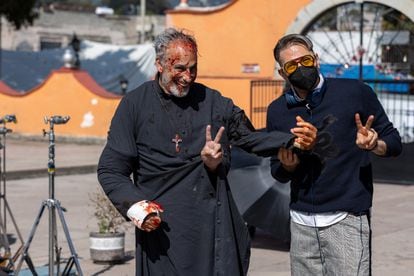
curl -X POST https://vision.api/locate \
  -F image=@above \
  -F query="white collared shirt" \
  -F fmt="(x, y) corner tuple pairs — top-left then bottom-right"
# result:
(290, 209), (348, 227)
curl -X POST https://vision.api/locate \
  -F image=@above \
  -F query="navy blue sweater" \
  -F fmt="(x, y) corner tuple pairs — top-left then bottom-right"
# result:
(266, 78), (402, 213)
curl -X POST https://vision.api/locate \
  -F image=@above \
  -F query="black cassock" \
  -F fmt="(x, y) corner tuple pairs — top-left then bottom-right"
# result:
(98, 80), (292, 276)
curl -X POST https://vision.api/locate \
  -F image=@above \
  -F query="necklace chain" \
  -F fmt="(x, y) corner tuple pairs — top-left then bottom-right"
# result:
(154, 86), (183, 153)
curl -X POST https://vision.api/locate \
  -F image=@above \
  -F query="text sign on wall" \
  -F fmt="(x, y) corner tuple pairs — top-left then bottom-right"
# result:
(241, 63), (260, 73)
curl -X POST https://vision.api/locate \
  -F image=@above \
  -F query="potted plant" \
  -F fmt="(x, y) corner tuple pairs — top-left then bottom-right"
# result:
(89, 188), (130, 263)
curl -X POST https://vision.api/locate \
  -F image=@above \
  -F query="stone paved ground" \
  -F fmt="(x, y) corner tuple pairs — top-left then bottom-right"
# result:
(1, 139), (413, 275)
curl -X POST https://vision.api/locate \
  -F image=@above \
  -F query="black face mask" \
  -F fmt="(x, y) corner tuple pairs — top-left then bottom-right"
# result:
(287, 66), (319, 91)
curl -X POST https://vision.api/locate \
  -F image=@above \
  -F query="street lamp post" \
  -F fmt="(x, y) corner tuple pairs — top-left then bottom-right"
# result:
(70, 34), (81, 69)
(119, 75), (129, 95)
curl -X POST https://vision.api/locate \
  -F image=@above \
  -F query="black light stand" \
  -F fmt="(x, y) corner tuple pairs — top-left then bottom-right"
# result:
(0, 115), (35, 274)
(14, 116), (83, 276)
(0, 115), (16, 233)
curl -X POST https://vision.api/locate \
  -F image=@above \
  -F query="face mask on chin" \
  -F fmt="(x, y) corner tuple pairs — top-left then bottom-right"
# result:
(288, 66), (319, 91)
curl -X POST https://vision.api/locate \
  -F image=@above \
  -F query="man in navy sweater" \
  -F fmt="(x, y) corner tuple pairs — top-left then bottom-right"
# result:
(267, 34), (402, 276)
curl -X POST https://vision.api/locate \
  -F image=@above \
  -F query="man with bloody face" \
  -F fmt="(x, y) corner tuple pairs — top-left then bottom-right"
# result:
(98, 28), (317, 276)
(267, 34), (402, 275)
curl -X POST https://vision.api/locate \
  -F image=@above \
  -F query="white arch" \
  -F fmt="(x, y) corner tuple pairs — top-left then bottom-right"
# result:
(286, 0), (414, 34)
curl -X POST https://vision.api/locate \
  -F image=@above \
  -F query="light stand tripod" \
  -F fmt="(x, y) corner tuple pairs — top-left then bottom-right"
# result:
(15, 116), (83, 276)
(0, 115), (35, 274)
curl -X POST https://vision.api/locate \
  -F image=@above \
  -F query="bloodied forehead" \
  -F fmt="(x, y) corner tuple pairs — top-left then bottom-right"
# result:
(163, 40), (197, 66)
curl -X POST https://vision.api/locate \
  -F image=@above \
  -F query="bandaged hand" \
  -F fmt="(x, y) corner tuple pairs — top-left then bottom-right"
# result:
(127, 200), (164, 232)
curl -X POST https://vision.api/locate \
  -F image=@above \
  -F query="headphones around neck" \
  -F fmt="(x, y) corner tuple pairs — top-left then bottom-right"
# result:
(284, 82), (326, 110)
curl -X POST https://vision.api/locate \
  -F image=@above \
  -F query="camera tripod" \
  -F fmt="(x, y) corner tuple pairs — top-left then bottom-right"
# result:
(0, 115), (36, 274)
(15, 116), (83, 276)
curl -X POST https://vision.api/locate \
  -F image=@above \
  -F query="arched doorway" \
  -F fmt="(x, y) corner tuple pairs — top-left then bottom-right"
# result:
(282, 0), (414, 183)
(299, 1), (414, 83)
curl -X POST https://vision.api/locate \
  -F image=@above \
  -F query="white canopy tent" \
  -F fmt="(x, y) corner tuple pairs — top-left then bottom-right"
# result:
(1, 40), (157, 94)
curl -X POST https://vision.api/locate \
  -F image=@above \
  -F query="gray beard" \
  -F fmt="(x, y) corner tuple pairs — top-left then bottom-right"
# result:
(169, 84), (189, 98)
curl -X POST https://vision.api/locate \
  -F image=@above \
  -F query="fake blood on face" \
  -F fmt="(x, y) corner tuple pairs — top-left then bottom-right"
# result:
(159, 40), (197, 97)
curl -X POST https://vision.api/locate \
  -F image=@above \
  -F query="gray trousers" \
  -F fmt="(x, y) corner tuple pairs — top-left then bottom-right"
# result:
(290, 214), (371, 276)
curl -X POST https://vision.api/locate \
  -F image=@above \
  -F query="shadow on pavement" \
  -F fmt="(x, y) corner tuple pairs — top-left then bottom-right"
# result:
(90, 250), (135, 276)
(250, 229), (290, 252)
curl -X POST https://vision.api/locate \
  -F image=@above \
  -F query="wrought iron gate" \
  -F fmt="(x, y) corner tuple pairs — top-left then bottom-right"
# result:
(250, 79), (414, 184)
(249, 80), (285, 129)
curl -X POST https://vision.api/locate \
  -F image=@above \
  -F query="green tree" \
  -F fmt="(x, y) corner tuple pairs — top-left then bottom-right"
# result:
(0, 0), (38, 79)
(0, 0), (38, 29)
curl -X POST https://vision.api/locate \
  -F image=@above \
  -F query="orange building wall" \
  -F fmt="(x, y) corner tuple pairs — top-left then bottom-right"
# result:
(0, 0), (313, 138)
(167, 0), (311, 113)
(200, 77), (252, 111)
(0, 69), (120, 138)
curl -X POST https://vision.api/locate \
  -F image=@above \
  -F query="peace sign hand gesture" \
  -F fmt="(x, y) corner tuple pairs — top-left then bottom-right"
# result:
(355, 113), (378, 150)
(201, 125), (225, 171)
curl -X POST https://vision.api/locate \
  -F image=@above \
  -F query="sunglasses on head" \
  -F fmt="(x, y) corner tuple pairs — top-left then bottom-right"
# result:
(283, 55), (315, 75)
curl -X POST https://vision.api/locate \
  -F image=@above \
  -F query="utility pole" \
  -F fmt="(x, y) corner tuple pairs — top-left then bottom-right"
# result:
(0, 16), (2, 80)
(358, 0), (364, 80)
(140, 0), (146, 43)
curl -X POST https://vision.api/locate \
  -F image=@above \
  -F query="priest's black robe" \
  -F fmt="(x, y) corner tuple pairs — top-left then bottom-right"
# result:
(97, 80), (293, 276)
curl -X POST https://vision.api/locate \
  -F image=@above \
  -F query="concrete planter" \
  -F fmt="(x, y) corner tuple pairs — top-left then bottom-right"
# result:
(89, 232), (125, 263)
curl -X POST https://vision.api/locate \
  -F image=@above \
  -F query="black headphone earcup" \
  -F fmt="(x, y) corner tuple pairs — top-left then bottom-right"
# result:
(285, 92), (299, 107)
(285, 87), (323, 109)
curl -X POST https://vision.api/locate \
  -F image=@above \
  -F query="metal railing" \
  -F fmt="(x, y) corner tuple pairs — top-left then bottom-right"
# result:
(250, 79), (414, 144)
(250, 78), (414, 183)
(250, 80), (285, 129)
(364, 79), (414, 144)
